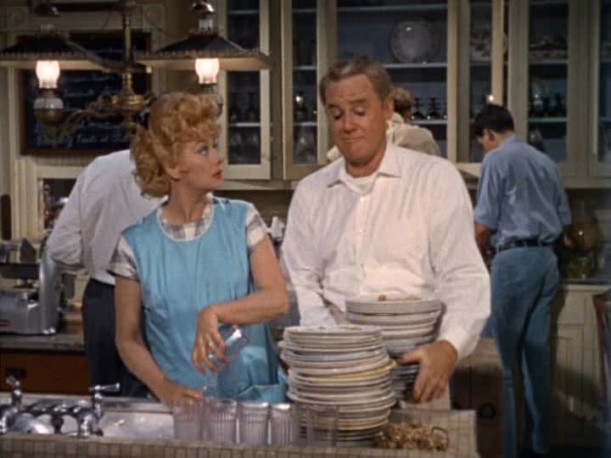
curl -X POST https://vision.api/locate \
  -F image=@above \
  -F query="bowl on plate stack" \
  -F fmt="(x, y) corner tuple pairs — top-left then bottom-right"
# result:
(280, 324), (396, 447)
(345, 296), (444, 402)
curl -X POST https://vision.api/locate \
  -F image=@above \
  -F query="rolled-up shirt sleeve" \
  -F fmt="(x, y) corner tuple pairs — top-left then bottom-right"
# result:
(474, 158), (501, 230)
(281, 183), (335, 327)
(46, 175), (85, 271)
(428, 162), (491, 359)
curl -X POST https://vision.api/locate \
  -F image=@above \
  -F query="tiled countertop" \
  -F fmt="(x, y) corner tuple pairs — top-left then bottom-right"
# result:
(0, 431), (478, 458)
(0, 330), (84, 353)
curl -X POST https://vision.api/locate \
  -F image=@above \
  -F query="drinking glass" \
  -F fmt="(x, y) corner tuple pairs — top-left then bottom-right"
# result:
(205, 398), (238, 444)
(207, 325), (250, 370)
(297, 403), (338, 447)
(270, 403), (300, 446)
(171, 398), (203, 441)
(238, 401), (269, 445)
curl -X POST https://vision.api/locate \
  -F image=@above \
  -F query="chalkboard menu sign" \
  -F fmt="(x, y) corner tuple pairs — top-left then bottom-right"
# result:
(21, 31), (150, 155)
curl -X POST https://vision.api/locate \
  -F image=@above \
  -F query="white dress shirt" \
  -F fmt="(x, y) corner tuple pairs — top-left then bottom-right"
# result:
(281, 143), (490, 359)
(47, 149), (161, 285)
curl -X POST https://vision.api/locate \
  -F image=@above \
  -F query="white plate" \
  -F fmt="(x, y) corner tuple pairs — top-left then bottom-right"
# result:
(389, 20), (438, 64)
(279, 344), (386, 362)
(289, 372), (391, 388)
(280, 339), (385, 354)
(346, 295), (443, 315)
(289, 355), (391, 376)
(284, 324), (382, 337)
(347, 311), (441, 326)
(288, 390), (396, 409)
(281, 351), (387, 370)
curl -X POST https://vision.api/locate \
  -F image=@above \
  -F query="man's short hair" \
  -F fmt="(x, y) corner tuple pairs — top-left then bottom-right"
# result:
(473, 103), (515, 137)
(318, 56), (393, 105)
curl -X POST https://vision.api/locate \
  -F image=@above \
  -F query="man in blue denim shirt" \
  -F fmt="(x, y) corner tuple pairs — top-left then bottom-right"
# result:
(473, 104), (571, 458)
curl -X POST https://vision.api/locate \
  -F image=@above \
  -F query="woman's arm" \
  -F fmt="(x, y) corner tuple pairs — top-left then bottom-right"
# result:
(115, 275), (202, 404)
(192, 236), (289, 372)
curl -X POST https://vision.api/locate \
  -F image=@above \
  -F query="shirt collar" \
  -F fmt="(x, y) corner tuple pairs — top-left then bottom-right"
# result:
(492, 134), (517, 153)
(325, 142), (402, 188)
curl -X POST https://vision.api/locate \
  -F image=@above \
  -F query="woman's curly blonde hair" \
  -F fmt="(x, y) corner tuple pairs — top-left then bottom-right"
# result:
(131, 92), (221, 197)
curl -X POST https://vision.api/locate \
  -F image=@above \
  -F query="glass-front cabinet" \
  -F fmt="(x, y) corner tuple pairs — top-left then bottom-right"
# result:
(336, 0), (449, 157)
(217, 0), (272, 180)
(528, 0), (570, 168)
(591, 0), (611, 176)
(215, 0), (610, 184)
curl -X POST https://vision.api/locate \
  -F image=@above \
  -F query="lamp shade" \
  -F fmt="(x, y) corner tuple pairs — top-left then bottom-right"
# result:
(0, 32), (110, 70)
(137, 33), (270, 71)
(35, 60), (60, 88)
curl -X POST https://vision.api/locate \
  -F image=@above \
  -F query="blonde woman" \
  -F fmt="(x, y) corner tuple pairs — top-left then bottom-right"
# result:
(110, 93), (289, 405)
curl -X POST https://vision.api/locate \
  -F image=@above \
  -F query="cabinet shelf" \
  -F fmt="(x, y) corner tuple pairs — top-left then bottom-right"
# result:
(337, 5), (447, 14)
(294, 65), (317, 72)
(228, 9), (259, 17)
(294, 8), (316, 15)
(529, 59), (568, 66)
(412, 120), (447, 126)
(294, 122), (317, 127)
(384, 62), (447, 70)
(528, 117), (567, 124)
(229, 122), (261, 128)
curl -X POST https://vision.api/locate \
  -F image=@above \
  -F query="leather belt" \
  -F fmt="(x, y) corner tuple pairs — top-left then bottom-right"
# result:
(495, 238), (552, 254)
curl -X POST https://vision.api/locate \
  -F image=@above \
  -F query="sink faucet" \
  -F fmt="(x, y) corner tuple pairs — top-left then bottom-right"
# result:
(71, 383), (119, 438)
(0, 376), (23, 435)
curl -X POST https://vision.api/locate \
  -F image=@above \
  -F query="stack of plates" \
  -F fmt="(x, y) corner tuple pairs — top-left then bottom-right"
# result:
(345, 296), (444, 401)
(280, 325), (395, 446)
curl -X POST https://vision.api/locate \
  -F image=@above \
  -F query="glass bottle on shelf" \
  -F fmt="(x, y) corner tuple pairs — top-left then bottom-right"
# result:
(229, 92), (242, 123)
(426, 97), (440, 120)
(294, 91), (308, 123)
(412, 97), (426, 121)
(245, 92), (259, 122)
(552, 93), (566, 117)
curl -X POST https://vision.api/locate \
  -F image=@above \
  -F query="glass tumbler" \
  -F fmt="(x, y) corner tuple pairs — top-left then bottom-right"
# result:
(238, 401), (269, 445)
(270, 403), (300, 446)
(208, 325), (250, 370)
(297, 403), (338, 447)
(171, 398), (203, 441)
(205, 398), (238, 444)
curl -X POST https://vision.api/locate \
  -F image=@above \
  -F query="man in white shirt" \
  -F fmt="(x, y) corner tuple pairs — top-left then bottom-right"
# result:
(281, 57), (490, 404)
(47, 149), (160, 396)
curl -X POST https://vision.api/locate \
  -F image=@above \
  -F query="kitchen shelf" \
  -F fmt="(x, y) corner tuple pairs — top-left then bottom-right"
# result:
(229, 122), (261, 128)
(412, 120), (448, 126)
(384, 63), (448, 70)
(528, 117), (568, 123)
(337, 5), (447, 14)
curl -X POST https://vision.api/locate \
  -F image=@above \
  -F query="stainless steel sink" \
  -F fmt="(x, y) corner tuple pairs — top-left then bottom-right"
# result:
(0, 393), (173, 440)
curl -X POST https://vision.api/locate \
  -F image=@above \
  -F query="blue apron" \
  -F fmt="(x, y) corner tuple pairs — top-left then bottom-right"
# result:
(122, 198), (286, 403)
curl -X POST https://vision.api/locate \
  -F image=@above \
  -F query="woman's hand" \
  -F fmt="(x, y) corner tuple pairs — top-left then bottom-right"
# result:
(192, 305), (226, 374)
(155, 377), (202, 406)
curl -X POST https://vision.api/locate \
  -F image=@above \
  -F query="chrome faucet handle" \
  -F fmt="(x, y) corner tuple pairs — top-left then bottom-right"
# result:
(89, 383), (119, 419)
(0, 377), (23, 435)
(5, 376), (23, 410)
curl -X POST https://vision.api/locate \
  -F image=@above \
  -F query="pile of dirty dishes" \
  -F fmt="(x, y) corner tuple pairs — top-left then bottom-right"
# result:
(345, 296), (444, 401)
(280, 325), (395, 446)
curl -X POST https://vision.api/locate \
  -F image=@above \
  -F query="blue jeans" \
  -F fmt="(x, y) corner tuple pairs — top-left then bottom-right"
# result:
(490, 247), (559, 458)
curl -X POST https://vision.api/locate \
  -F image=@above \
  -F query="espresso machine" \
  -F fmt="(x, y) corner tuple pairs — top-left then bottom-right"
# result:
(0, 239), (61, 335)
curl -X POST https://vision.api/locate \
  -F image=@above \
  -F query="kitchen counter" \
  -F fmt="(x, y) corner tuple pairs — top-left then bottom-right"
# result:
(0, 434), (478, 458)
(0, 330), (84, 353)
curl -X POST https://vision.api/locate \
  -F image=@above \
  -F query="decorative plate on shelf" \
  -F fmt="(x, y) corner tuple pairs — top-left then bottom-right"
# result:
(389, 20), (438, 64)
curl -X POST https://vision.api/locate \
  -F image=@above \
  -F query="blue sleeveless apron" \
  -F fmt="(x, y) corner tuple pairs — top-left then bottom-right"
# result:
(122, 198), (286, 403)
